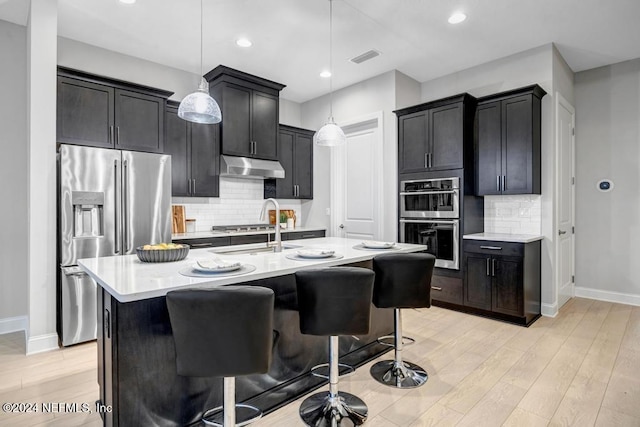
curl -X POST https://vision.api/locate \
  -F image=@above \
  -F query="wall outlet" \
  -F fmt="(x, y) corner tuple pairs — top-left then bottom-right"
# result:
(325, 208), (331, 216)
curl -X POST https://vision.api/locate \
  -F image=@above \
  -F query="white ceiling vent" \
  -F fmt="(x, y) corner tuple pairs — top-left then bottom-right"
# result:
(349, 49), (381, 64)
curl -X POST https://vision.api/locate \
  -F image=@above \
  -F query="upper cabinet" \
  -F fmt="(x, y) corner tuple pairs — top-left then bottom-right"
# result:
(268, 125), (314, 199)
(475, 85), (546, 196)
(57, 67), (172, 153)
(205, 66), (285, 161)
(164, 102), (219, 197)
(395, 94), (476, 174)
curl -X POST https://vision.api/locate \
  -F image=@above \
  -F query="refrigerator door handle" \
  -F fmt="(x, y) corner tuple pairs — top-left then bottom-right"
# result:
(114, 159), (120, 254)
(123, 159), (130, 252)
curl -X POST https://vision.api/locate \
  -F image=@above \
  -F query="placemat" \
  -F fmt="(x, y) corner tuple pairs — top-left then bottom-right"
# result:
(352, 244), (397, 251)
(285, 254), (344, 261)
(179, 264), (257, 278)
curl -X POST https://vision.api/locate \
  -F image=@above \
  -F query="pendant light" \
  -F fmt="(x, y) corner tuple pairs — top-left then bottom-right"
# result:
(178, 0), (222, 124)
(314, 0), (345, 146)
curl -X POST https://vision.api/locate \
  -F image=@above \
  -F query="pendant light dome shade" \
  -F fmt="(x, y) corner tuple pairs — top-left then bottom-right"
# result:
(178, 78), (221, 124)
(314, 117), (346, 146)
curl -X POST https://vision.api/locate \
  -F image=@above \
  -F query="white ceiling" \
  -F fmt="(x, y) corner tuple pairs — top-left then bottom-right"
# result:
(2, 0), (639, 102)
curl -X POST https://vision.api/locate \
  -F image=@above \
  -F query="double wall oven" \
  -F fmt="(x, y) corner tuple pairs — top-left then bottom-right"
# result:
(399, 177), (460, 269)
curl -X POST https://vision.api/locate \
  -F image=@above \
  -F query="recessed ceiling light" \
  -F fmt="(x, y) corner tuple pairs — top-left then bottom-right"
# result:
(236, 38), (252, 48)
(448, 12), (467, 24)
(119, 0), (136, 4)
(320, 70), (332, 78)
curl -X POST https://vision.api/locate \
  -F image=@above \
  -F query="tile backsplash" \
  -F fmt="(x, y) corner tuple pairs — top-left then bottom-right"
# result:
(483, 195), (541, 235)
(172, 177), (303, 232)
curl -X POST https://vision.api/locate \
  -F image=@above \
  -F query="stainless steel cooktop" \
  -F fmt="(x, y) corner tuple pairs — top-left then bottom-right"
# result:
(211, 224), (275, 233)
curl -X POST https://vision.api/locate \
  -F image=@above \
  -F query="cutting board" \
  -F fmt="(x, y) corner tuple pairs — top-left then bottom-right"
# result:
(172, 205), (186, 233)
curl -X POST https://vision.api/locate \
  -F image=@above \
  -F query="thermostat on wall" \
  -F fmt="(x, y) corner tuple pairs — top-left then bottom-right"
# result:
(596, 179), (614, 192)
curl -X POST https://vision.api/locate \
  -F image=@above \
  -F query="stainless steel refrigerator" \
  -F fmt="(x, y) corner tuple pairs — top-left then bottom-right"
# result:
(57, 144), (171, 346)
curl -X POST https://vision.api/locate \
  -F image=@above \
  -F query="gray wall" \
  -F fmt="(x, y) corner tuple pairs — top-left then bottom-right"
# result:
(0, 20), (28, 324)
(575, 58), (640, 303)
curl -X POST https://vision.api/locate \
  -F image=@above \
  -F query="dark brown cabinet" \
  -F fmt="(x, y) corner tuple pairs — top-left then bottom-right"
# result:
(475, 85), (546, 196)
(206, 66), (285, 161)
(57, 67), (171, 153)
(463, 239), (540, 325)
(395, 94), (476, 174)
(164, 102), (219, 197)
(270, 125), (314, 199)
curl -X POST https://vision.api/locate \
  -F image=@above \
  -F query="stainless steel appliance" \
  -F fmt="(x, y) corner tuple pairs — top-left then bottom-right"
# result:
(399, 219), (459, 270)
(212, 223), (275, 233)
(58, 144), (171, 346)
(399, 177), (460, 269)
(400, 177), (459, 218)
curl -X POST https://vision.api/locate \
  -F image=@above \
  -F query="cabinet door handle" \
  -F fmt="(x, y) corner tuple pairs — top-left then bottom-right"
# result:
(116, 126), (120, 145)
(502, 175), (506, 191)
(559, 230), (567, 235)
(480, 245), (502, 250)
(431, 286), (442, 291)
(428, 153), (433, 168)
(497, 175), (501, 192)
(492, 258), (496, 277)
(486, 258), (491, 276)
(109, 125), (114, 144)
(424, 153), (428, 168)
(192, 179), (196, 194)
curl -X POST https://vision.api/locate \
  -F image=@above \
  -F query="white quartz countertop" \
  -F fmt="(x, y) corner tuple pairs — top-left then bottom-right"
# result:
(463, 233), (543, 243)
(172, 226), (326, 240)
(78, 237), (426, 303)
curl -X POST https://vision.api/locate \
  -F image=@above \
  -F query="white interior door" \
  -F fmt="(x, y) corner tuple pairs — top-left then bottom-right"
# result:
(331, 113), (383, 240)
(556, 93), (576, 308)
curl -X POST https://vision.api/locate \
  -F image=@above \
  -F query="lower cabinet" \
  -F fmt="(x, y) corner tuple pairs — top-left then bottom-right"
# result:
(463, 239), (541, 325)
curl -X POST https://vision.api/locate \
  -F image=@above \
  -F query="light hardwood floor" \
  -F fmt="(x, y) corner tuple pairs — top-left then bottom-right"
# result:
(1, 297), (639, 426)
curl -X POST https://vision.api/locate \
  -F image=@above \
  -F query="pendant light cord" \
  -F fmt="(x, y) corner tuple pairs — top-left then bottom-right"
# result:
(329, 0), (334, 118)
(200, 0), (204, 78)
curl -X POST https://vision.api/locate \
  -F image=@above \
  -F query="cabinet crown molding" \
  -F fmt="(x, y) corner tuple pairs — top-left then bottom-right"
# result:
(57, 66), (174, 99)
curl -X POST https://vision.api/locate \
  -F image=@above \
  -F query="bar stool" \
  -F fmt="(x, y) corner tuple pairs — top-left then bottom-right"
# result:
(166, 285), (274, 427)
(295, 267), (375, 427)
(370, 253), (436, 388)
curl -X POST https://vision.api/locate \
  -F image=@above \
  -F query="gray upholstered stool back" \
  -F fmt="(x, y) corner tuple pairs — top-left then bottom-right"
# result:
(295, 267), (375, 336)
(372, 253), (436, 309)
(167, 285), (275, 378)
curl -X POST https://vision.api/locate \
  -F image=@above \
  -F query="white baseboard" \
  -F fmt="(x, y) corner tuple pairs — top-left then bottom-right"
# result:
(541, 302), (558, 317)
(575, 287), (640, 307)
(0, 316), (28, 335)
(27, 333), (59, 355)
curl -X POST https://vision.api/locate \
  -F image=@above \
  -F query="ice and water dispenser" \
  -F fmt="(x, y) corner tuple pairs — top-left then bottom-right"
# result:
(72, 191), (104, 238)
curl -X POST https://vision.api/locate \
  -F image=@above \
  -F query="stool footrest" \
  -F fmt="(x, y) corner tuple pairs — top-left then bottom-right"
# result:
(310, 362), (355, 379)
(376, 335), (416, 347)
(203, 403), (262, 427)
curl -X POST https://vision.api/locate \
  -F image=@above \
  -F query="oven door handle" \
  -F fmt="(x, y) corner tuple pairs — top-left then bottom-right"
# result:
(399, 219), (458, 224)
(399, 190), (458, 196)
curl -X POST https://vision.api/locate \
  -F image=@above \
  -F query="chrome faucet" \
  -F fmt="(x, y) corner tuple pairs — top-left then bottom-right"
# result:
(260, 198), (282, 252)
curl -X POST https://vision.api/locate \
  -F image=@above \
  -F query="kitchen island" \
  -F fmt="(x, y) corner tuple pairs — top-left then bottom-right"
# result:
(79, 237), (426, 426)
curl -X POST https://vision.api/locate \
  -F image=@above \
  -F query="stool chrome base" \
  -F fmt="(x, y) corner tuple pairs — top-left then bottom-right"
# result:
(370, 359), (428, 389)
(299, 391), (368, 427)
(202, 404), (262, 427)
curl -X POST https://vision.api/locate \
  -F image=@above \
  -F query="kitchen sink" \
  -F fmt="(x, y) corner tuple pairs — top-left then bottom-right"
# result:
(211, 244), (302, 256)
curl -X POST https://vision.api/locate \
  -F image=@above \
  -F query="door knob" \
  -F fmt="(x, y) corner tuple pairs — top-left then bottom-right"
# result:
(558, 230), (567, 235)
(339, 224), (344, 229)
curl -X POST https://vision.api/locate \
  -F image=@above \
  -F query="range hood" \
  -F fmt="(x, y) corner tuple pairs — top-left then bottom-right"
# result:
(220, 155), (285, 179)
